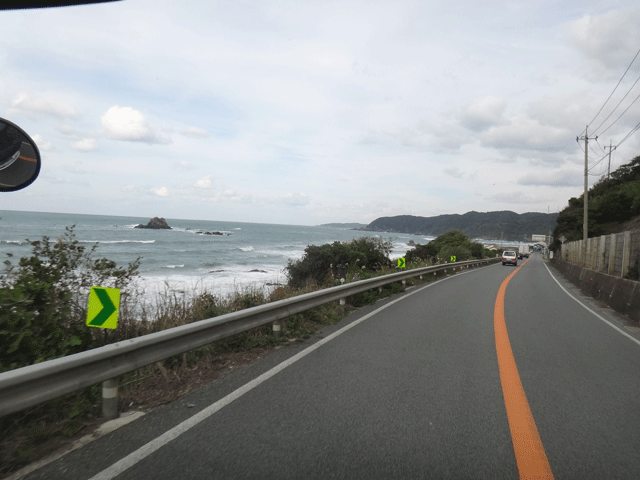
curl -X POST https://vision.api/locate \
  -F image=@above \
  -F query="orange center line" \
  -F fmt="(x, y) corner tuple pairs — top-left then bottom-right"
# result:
(494, 258), (555, 479)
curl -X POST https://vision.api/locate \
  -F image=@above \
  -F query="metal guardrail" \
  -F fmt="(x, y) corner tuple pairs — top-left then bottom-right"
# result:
(0, 258), (498, 417)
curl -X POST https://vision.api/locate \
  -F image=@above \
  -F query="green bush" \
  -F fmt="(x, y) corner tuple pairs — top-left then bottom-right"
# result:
(405, 230), (486, 263)
(0, 226), (140, 372)
(285, 237), (392, 288)
(405, 242), (438, 262)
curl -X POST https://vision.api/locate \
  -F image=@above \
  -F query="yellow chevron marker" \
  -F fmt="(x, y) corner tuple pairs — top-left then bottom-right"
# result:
(87, 287), (120, 329)
(397, 258), (406, 268)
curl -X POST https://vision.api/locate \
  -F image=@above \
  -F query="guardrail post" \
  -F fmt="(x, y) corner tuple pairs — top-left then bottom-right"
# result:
(272, 320), (281, 338)
(402, 280), (406, 286)
(102, 378), (119, 419)
(339, 298), (346, 305)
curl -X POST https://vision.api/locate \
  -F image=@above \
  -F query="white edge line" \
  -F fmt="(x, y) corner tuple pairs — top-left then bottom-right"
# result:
(543, 263), (640, 347)
(88, 268), (479, 480)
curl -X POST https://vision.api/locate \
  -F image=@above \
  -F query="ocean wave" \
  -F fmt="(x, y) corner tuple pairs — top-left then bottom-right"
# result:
(78, 240), (156, 244)
(2, 240), (23, 245)
(163, 265), (185, 269)
(239, 246), (254, 252)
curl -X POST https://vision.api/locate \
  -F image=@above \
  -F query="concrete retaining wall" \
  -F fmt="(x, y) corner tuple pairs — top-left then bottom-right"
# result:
(560, 230), (640, 278)
(551, 258), (640, 323)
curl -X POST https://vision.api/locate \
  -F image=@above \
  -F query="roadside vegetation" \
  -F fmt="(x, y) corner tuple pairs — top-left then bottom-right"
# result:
(0, 227), (495, 476)
(552, 155), (640, 245)
(551, 155), (640, 280)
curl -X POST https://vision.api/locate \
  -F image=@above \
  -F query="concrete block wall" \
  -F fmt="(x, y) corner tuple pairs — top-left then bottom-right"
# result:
(560, 230), (640, 279)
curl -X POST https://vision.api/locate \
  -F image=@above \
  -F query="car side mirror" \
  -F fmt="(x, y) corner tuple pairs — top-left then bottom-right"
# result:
(0, 118), (41, 192)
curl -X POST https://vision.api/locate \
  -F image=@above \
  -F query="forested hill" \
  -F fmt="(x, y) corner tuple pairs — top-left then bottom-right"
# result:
(362, 211), (558, 241)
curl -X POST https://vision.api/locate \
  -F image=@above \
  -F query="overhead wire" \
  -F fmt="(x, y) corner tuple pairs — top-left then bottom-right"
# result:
(580, 46), (640, 137)
(588, 151), (608, 172)
(588, 141), (602, 158)
(596, 88), (640, 137)
(592, 73), (640, 136)
(616, 120), (640, 147)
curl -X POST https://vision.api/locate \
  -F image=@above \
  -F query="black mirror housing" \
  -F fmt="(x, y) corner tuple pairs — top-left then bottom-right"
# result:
(0, 118), (42, 192)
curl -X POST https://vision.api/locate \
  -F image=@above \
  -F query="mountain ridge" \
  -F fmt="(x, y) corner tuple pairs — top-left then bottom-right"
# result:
(361, 210), (558, 241)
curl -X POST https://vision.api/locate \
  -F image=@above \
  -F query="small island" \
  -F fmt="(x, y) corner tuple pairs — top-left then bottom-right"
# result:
(135, 217), (172, 229)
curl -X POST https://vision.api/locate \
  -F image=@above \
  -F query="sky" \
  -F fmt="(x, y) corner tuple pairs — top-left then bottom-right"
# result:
(1, 0), (640, 226)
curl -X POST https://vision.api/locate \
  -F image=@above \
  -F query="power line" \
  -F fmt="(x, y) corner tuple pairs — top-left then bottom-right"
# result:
(592, 72), (640, 136)
(581, 46), (640, 137)
(588, 141), (602, 158)
(596, 88), (640, 137)
(594, 138), (607, 153)
(587, 151), (608, 172)
(616, 119), (640, 147)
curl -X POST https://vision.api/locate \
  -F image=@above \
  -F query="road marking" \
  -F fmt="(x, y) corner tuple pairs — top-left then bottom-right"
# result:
(495, 258), (555, 479)
(543, 263), (640, 347)
(88, 267), (481, 480)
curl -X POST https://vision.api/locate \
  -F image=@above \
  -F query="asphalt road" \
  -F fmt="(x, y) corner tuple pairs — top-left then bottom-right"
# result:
(19, 254), (640, 479)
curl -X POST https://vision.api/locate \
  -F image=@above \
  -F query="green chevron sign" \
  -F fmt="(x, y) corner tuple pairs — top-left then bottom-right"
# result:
(87, 287), (120, 329)
(397, 257), (406, 268)
(450, 256), (456, 262)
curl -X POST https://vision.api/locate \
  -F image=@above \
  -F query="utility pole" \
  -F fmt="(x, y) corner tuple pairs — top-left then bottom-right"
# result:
(577, 126), (598, 244)
(605, 140), (617, 179)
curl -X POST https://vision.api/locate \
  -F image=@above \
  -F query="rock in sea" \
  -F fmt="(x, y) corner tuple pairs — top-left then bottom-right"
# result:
(135, 217), (172, 229)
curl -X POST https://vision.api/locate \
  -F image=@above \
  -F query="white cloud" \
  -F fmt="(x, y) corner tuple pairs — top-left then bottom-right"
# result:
(443, 166), (477, 181)
(31, 134), (52, 151)
(57, 124), (78, 136)
(71, 138), (98, 151)
(123, 185), (136, 192)
(485, 191), (546, 204)
(195, 175), (213, 189)
(280, 192), (310, 207)
(175, 160), (195, 170)
(460, 97), (507, 132)
(101, 106), (170, 144)
(479, 117), (572, 155)
(179, 126), (209, 138)
(518, 169), (584, 187)
(152, 186), (170, 197)
(567, 8), (640, 75)
(9, 92), (79, 119)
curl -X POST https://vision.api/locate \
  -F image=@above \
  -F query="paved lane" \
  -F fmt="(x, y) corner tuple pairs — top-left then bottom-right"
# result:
(506, 255), (640, 478)
(20, 255), (640, 479)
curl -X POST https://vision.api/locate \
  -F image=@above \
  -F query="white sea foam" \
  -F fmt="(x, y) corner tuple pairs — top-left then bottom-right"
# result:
(239, 246), (254, 252)
(78, 240), (156, 244)
(163, 265), (185, 269)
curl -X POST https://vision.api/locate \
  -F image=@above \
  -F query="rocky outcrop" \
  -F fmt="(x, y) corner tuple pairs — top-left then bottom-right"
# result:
(135, 217), (171, 229)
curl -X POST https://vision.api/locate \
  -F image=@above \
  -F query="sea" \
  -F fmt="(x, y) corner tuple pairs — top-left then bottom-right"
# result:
(0, 210), (435, 300)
